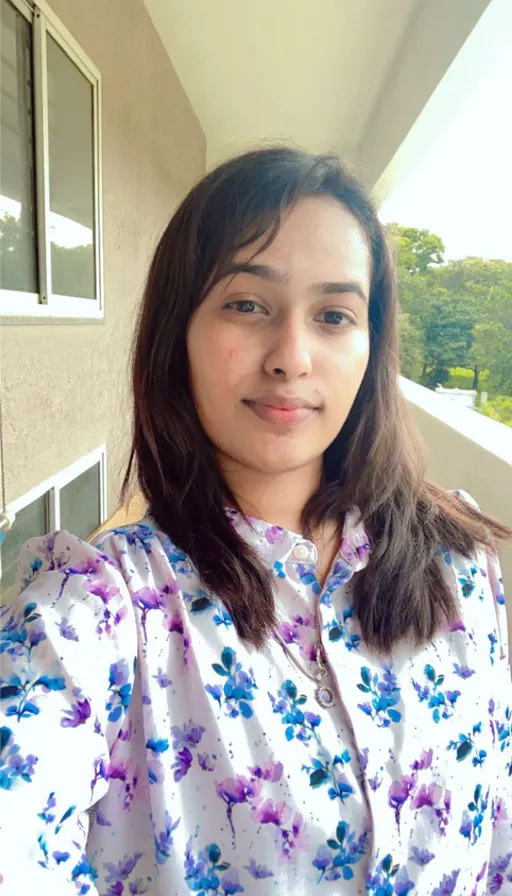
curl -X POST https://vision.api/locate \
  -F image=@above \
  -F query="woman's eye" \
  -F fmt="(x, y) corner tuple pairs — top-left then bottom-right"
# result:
(226, 299), (266, 315)
(315, 309), (353, 327)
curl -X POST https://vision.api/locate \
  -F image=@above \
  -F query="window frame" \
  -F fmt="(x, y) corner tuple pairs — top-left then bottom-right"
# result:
(2, 444), (107, 541)
(0, 0), (103, 320)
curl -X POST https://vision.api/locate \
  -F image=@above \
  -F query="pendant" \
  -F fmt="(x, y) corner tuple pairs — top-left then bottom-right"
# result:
(315, 683), (335, 708)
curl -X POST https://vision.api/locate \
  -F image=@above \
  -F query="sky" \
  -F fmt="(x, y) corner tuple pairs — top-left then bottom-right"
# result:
(379, 35), (512, 263)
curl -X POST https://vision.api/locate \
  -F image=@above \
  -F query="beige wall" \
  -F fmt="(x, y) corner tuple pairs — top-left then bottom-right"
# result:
(0, 0), (205, 513)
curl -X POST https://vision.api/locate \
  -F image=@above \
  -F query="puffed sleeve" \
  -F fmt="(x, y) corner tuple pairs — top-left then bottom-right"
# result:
(0, 530), (137, 895)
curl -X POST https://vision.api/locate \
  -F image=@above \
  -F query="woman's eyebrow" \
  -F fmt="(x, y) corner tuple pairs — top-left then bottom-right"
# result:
(223, 262), (368, 304)
(224, 262), (290, 284)
(314, 281), (368, 304)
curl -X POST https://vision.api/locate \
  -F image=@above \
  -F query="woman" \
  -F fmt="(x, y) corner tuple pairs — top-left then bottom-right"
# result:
(1, 148), (511, 896)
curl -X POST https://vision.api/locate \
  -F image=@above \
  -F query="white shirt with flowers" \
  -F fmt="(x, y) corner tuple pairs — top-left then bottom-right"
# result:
(0, 494), (511, 895)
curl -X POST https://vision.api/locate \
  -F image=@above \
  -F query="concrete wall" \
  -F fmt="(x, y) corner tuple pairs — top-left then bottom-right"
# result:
(0, 0), (206, 513)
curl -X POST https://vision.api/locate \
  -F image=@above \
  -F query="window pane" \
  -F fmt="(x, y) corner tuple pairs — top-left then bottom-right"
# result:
(0, 494), (48, 601)
(0, 0), (37, 293)
(60, 463), (101, 541)
(47, 35), (95, 299)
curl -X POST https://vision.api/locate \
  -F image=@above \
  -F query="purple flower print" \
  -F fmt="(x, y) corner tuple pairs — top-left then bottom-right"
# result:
(488, 853), (512, 894)
(389, 774), (417, 827)
(409, 846), (434, 867)
(216, 774), (262, 838)
(244, 858), (273, 879)
(198, 753), (216, 771)
(171, 720), (205, 751)
(61, 697), (92, 728)
(432, 869), (460, 895)
(410, 748), (433, 771)
(153, 667), (171, 688)
(265, 525), (286, 545)
(103, 851), (144, 884)
(172, 747), (193, 782)
(57, 617), (79, 641)
(275, 612), (316, 661)
(152, 811), (180, 865)
(410, 783), (451, 835)
(248, 757), (283, 783)
(453, 662), (475, 679)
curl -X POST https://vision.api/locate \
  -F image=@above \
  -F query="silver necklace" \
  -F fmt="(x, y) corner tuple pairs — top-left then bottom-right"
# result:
(273, 629), (336, 709)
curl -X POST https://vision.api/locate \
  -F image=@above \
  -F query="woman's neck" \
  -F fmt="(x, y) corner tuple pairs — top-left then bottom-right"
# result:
(220, 455), (323, 534)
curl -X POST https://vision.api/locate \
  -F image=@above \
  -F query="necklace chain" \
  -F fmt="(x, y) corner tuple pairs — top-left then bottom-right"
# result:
(273, 629), (336, 709)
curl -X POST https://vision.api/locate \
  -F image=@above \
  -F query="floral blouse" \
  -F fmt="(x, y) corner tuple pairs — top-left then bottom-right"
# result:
(1, 494), (511, 896)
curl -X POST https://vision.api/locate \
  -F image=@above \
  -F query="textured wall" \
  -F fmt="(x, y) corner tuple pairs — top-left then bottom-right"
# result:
(0, 0), (205, 513)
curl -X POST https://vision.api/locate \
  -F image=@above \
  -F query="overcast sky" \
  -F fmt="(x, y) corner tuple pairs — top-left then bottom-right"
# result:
(379, 37), (512, 263)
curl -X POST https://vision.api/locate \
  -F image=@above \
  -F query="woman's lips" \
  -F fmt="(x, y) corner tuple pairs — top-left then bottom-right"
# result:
(244, 401), (317, 425)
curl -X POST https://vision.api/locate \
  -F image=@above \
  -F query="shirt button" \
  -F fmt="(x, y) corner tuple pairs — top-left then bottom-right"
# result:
(293, 543), (311, 561)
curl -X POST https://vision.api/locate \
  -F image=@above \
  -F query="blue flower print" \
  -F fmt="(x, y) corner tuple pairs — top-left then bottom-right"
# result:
(412, 664), (461, 723)
(0, 603), (66, 724)
(357, 665), (402, 727)
(366, 855), (415, 895)
(312, 821), (369, 882)
(273, 561), (286, 580)
(457, 566), (479, 599)
(489, 632), (498, 665)
(268, 679), (320, 745)
(206, 648), (257, 719)
(0, 725), (38, 789)
(184, 840), (244, 894)
(303, 750), (354, 802)
(106, 658), (135, 723)
(295, 563), (321, 594)
(326, 605), (361, 652)
(459, 784), (489, 845)
(447, 723), (482, 762)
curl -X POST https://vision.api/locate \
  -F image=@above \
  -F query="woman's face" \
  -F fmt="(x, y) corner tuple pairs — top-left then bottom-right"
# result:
(187, 196), (371, 477)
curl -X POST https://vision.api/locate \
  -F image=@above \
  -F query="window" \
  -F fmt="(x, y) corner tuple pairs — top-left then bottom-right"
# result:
(0, 445), (106, 600)
(0, 0), (103, 318)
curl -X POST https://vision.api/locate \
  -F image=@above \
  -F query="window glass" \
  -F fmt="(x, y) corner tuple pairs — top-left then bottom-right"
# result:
(60, 462), (101, 541)
(0, 0), (38, 293)
(0, 494), (48, 600)
(47, 34), (95, 299)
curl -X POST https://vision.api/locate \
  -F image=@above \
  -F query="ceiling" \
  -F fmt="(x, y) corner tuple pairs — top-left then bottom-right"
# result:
(143, 0), (419, 167)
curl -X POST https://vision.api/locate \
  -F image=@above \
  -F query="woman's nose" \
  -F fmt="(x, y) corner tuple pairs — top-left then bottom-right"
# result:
(263, 320), (313, 381)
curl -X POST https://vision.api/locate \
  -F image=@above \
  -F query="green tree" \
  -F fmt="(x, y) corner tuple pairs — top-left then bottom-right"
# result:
(388, 224), (445, 275)
(472, 321), (512, 396)
(398, 312), (424, 380)
(480, 396), (512, 428)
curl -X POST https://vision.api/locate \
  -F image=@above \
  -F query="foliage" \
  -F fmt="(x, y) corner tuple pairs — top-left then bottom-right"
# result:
(390, 225), (512, 399)
(388, 223), (445, 275)
(479, 396), (512, 429)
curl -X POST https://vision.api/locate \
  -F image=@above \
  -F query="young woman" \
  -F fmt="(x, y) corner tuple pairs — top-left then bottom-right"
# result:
(1, 148), (511, 896)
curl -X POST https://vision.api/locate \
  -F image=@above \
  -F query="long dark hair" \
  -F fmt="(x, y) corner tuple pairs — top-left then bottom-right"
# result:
(123, 147), (510, 652)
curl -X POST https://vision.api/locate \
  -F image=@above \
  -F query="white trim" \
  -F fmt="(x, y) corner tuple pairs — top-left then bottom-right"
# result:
(0, 0), (104, 320)
(7, 0), (32, 22)
(0, 292), (104, 319)
(33, 6), (51, 303)
(6, 445), (108, 526)
(35, 0), (100, 82)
